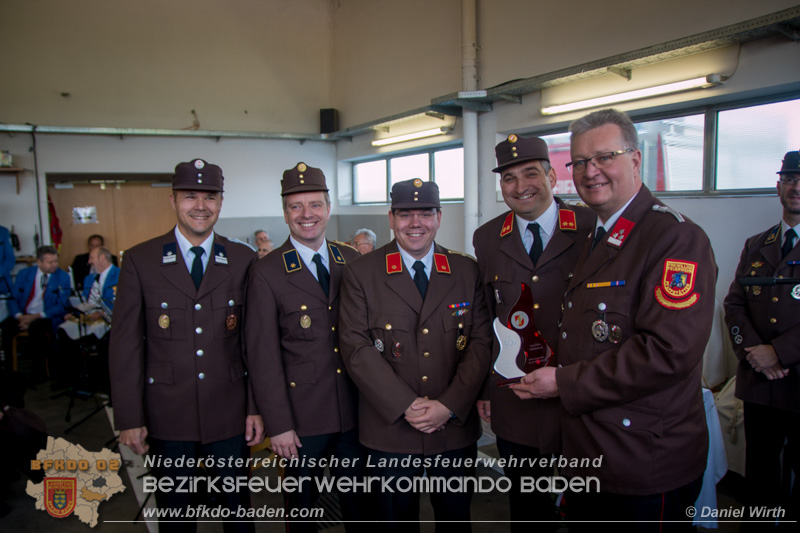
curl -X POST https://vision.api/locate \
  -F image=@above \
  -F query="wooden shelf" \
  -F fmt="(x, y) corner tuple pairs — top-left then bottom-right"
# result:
(0, 167), (27, 194)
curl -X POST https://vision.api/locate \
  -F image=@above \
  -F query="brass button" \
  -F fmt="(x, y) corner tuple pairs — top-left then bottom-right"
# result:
(336, 368), (342, 374)
(494, 275), (498, 281)
(290, 382), (297, 388)
(533, 303), (540, 310)
(194, 303), (202, 311)
(331, 326), (336, 331)
(422, 376), (428, 382)
(778, 275), (784, 279)
(328, 305), (332, 311)
(770, 318), (777, 324)
(423, 352), (430, 358)
(385, 324), (392, 330)
(458, 322), (463, 328)
(422, 328), (429, 335)
(198, 373), (205, 380)
(301, 305), (307, 310)
(334, 347), (339, 353)
(772, 297), (779, 303)
(532, 275), (539, 282)
(424, 395), (429, 400)
(750, 271), (756, 276)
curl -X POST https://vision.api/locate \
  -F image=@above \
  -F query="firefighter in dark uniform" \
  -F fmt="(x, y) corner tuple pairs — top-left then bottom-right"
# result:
(472, 134), (594, 529)
(110, 158), (262, 533)
(339, 179), (492, 531)
(244, 163), (365, 532)
(724, 150), (800, 524)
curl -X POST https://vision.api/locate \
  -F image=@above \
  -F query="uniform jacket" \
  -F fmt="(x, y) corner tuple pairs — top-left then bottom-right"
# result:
(81, 264), (120, 312)
(244, 238), (360, 439)
(109, 230), (256, 444)
(339, 241), (492, 455)
(72, 252), (118, 291)
(0, 226), (14, 295)
(8, 266), (71, 329)
(724, 223), (800, 412)
(555, 186), (717, 495)
(473, 198), (595, 453)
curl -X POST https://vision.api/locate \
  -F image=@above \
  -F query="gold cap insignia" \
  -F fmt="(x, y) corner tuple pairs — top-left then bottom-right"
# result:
(508, 134), (518, 143)
(413, 178), (423, 188)
(297, 163), (307, 172)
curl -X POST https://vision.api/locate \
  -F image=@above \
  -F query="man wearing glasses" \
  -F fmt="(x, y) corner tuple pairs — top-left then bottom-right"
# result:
(510, 109), (717, 530)
(724, 150), (800, 525)
(339, 179), (491, 528)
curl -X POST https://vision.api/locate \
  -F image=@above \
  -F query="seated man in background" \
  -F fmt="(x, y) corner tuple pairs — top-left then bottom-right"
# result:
(254, 229), (274, 256)
(1, 246), (71, 384)
(57, 246), (119, 389)
(71, 234), (118, 291)
(350, 228), (376, 254)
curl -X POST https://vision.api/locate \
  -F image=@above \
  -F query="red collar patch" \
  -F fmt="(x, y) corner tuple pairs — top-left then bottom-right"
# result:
(607, 217), (635, 248)
(558, 209), (577, 231)
(434, 253), (451, 274)
(500, 212), (514, 237)
(386, 252), (403, 274)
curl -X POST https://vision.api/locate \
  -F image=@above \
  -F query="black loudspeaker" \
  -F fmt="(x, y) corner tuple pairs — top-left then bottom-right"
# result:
(320, 108), (339, 134)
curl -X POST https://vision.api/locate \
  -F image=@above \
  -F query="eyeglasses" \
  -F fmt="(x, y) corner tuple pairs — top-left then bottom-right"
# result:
(779, 175), (800, 185)
(566, 148), (635, 175)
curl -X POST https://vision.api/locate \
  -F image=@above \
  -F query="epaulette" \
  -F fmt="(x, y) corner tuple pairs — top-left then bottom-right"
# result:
(651, 204), (685, 223)
(332, 240), (358, 253)
(447, 249), (477, 262)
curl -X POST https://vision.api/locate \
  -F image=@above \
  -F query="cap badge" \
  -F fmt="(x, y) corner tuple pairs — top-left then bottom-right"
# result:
(297, 163), (307, 172)
(194, 160), (205, 169)
(413, 178), (423, 188)
(508, 134), (518, 143)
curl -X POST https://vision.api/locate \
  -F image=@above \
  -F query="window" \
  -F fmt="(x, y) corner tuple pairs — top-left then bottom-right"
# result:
(531, 95), (798, 196)
(352, 147), (464, 204)
(716, 99), (800, 190)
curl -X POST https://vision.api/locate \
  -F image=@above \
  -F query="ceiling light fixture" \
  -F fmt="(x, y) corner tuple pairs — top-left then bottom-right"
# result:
(371, 127), (452, 147)
(540, 75), (725, 115)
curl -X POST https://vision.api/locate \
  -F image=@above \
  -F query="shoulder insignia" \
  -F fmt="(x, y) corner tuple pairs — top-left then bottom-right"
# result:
(328, 243), (346, 264)
(654, 258), (700, 310)
(607, 218), (635, 248)
(434, 253), (451, 274)
(332, 240), (358, 253)
(652, 204), (685, 223)
(386, 252), (403, 274)
(162, 243), (178, 264)
(213, 243), (228, 264)
(447, 249), (476, 262)
(764, 226), (780, 245)
(282, 249), (302, 273)
(558, 209), (577, 231)
(500, 212), (514, 237)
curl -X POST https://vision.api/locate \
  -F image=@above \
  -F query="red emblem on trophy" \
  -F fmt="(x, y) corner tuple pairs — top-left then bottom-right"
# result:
(493, 283), (554, 386)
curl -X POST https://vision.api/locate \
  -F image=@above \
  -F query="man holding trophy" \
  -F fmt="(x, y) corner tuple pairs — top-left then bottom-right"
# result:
(472, 134), (594, 528)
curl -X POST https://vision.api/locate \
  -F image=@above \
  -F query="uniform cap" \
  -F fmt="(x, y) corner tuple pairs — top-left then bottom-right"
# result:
(778, 151), (800, 174)
(391, 179), (440, 209)
(172, 159), (224, 192)
(281, 162), (329, 196)
(493, 134), (550, 173)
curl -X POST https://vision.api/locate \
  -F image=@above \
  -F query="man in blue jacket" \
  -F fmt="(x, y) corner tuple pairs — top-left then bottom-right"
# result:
(1, 246), (71, 383)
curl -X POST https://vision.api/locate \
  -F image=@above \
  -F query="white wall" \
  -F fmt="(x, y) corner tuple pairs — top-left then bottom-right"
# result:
(0, 0), (333, 132)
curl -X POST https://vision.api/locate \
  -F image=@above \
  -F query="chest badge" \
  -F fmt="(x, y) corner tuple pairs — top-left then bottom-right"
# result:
(158, 314), (170, 329)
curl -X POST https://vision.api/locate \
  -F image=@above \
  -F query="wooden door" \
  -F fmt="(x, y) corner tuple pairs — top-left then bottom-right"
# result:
(48, 183), (175, 266)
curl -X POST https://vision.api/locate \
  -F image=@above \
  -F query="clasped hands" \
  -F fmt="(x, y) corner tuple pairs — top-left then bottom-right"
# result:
(405, 397), (450, 434)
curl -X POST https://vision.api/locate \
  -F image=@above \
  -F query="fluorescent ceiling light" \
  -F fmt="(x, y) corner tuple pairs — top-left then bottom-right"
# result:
(371, 127), (451, 147)
(540, 75), (723, 115)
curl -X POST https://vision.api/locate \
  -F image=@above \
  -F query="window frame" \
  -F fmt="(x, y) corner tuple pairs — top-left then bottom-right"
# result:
(523, 91), (799, 200)
(351, 142), (464, 205)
